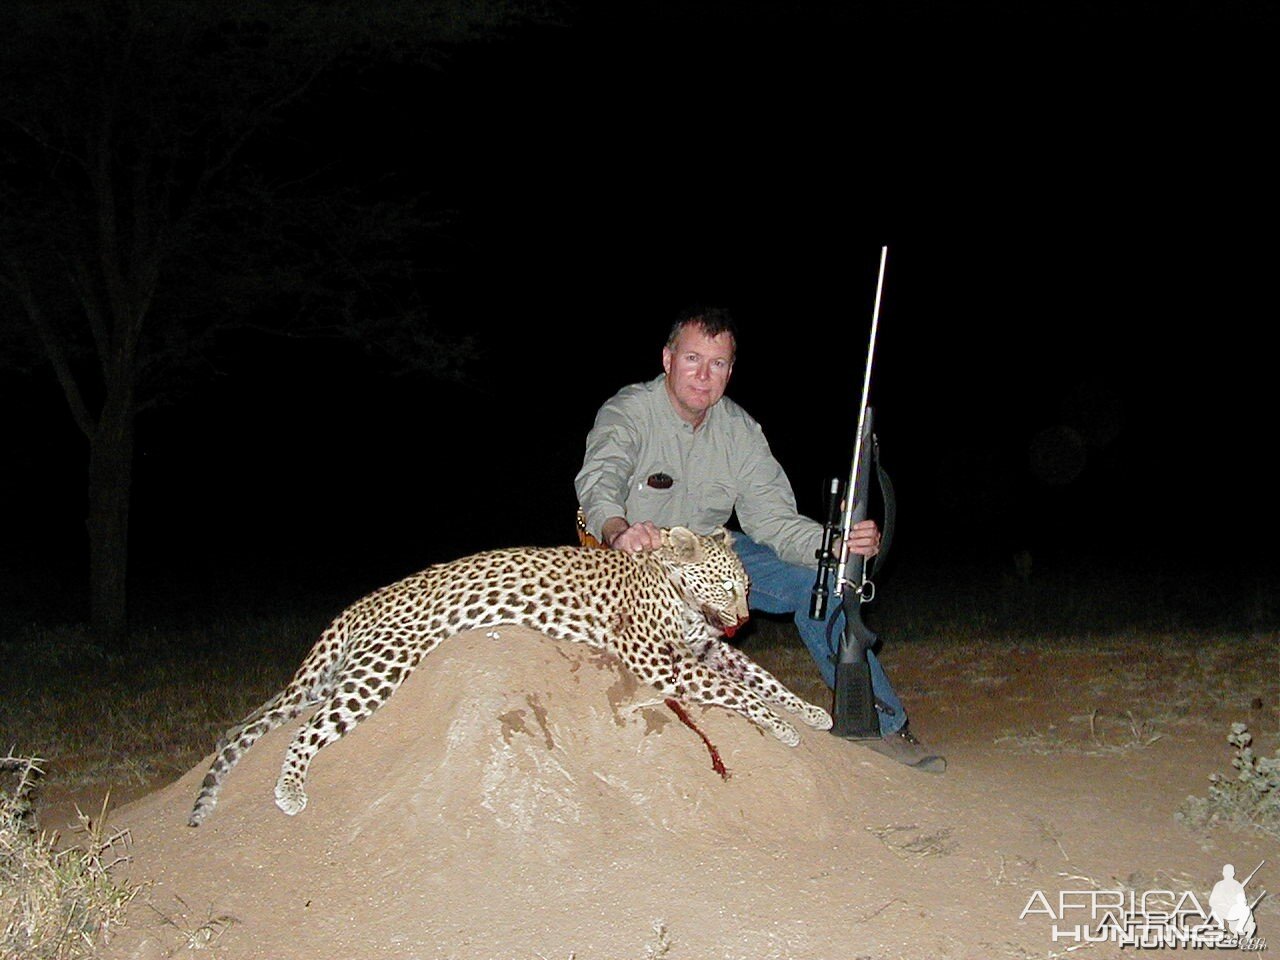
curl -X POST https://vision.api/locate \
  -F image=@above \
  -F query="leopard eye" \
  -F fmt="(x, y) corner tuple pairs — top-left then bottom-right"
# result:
(722, 578), (736, 592)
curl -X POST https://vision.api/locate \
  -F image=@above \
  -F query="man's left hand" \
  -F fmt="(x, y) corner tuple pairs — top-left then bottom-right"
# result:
(841, 519), (881, 558)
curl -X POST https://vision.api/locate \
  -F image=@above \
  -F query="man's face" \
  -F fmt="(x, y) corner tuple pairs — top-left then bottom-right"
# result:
(662, 324), (734, 427)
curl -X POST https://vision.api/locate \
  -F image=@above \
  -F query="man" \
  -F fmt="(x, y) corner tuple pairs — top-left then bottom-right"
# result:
(575, 306), (944, 772)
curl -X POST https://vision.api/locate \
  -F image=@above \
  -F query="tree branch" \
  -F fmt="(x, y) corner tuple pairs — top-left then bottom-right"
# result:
(0, 259), (94, 439)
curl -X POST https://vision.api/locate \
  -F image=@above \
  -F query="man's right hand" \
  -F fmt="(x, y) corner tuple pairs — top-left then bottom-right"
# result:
(602, 517), (663, 552)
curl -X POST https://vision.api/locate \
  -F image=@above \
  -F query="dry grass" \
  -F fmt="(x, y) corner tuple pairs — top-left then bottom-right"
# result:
(0, 613), (324, 959)
(994, 710), (1162, 757)
(0, 614), (325, 800)
(0, 756), (137, 960)
(145, 895), (238, 952)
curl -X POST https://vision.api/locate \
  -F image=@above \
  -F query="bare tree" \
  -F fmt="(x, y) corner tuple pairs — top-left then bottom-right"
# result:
(0, 0), (550, 643)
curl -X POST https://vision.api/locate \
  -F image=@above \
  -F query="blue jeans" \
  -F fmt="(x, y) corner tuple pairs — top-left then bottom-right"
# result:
(732, 533), (905, 735)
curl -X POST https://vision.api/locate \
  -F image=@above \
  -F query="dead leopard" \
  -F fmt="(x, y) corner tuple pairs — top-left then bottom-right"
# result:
(188, 527), (832, 825)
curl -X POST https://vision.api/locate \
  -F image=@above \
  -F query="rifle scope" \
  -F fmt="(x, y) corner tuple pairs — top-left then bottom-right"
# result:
(809, 477), (843, 620)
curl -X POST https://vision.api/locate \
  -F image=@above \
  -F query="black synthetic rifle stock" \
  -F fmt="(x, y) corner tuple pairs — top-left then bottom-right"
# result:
(831, 410), (882, 738)
(813, 246), (890, 740)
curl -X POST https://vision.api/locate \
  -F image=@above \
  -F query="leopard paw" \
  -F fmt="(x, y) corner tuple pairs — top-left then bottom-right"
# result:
(274, 777), (308, 816)
(769, 717), (801, 747)
(801, 704), (833, 729)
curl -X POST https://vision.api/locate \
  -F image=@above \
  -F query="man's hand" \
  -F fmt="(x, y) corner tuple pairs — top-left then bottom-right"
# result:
(840, 519), (881, 559)
(602, 517), (663, 553)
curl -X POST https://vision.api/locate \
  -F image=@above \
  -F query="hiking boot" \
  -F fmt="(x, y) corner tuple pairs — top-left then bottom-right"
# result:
(862, 725), (946, 773)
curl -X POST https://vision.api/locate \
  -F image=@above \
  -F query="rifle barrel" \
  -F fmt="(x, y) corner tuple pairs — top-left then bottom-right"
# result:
(1242, 859), (1267, 887)
(835, 244), (888, 594)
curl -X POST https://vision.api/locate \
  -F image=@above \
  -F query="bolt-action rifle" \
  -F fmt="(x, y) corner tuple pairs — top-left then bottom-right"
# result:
(809, 245), (896, 739)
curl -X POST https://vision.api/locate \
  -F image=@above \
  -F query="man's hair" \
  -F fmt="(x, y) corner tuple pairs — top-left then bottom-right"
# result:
(665, 306), (738, 357)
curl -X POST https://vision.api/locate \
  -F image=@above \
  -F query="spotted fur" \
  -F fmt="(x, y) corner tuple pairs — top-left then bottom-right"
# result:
(188, 526), (832, 825)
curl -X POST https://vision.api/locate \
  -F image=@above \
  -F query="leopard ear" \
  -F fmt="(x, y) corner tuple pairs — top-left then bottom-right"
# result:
(708, 527), (735, 551)
(661, 526), (703, 563)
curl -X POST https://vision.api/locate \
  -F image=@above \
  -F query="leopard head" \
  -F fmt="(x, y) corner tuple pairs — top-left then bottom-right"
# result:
(658, 526), (750, 637)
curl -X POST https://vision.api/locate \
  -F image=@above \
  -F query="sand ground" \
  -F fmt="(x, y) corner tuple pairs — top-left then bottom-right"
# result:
(44, 625), (1279, 960)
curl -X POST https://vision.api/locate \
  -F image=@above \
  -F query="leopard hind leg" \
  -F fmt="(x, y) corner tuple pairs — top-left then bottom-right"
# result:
(273, 634), (430, 816)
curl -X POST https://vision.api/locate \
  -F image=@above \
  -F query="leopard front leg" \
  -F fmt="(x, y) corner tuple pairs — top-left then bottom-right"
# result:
(623, 641), (801, 746)
(689, 636), (832, 731)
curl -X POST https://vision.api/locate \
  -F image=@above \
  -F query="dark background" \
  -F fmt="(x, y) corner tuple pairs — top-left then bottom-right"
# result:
(3, 2), (1275, 627)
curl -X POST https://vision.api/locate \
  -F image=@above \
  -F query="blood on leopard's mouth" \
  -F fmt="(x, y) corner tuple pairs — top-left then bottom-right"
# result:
(712, 612), (749, 639)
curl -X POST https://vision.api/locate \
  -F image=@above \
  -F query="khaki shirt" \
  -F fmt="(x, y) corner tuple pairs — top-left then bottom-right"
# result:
(575, 375), (822, 569)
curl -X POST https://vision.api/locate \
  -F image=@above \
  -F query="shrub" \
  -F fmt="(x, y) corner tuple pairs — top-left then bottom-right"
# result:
(1179, 723), (1280, 841)
(0, 756), (137, 960)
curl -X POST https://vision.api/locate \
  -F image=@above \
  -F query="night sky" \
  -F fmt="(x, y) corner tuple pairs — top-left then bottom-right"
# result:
(3, 2), (1275, 623)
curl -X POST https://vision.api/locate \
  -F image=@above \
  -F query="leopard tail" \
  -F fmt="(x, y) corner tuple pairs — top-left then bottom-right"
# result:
(187, 684), (321, 827)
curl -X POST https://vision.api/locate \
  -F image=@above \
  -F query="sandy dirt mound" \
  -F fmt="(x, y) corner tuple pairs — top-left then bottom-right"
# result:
(98, 627), (1276, 960)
